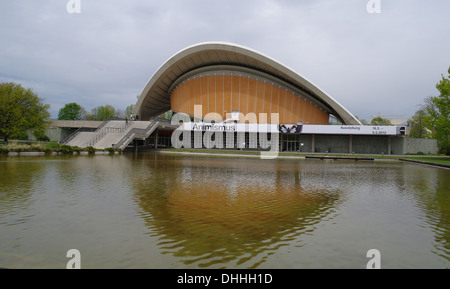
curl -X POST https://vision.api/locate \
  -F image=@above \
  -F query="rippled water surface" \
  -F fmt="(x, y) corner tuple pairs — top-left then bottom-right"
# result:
(0, 152), (449, 268)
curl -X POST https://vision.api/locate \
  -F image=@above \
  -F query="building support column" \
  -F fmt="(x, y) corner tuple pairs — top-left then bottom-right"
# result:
(388, 135), (391, 155)
(280, 133), (284, 152)
(311, 134), (316, 153)
(349, 135), (353, 154)
(155, 129), (159, 150)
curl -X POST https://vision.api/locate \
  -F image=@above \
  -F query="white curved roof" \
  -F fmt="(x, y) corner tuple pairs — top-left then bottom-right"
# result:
(135, 42), (361, 125)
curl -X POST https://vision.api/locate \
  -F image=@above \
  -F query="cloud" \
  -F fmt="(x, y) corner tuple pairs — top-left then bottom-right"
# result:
(1, 0), (449, 120)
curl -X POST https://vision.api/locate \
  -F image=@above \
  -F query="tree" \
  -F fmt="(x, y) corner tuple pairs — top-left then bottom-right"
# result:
(370, 116), (392, 126)
(424, 66), (450, 154)
(125, 104), (135, 118)
(88, 105), (116, 121)
(0, 82), (50, 142)
(408, 109), (429, 138)
(58, 102), (87, 120)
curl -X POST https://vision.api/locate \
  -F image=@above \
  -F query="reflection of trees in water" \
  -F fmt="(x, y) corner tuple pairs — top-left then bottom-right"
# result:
(402, 165), (450, 263)
(0, 158), (46, 219)
(433, 172), (450, 263)
(132, 156), (342, 268)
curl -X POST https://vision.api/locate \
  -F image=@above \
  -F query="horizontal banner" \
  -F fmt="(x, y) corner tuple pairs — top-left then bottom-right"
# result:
(179, 123), (406, 136)
(295, 125), (405, 135)
(180, 122), (279, 133)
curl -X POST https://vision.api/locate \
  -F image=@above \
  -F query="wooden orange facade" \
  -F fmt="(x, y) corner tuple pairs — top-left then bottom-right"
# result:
(171, 74), (329, 124)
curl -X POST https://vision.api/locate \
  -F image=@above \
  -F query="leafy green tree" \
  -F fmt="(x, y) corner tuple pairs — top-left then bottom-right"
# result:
(58, 102), (87, 120)
(370, 116), (392, 126)
(88, 105), (116, 121)
(424, 66), (450, 154)
(408, 109), (429, 138)
(0, 82), (50, 142)
(125, 104), (135, 118)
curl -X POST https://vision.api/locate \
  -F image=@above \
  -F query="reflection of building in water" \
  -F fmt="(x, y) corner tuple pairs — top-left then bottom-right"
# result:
(132, 156), (341, 268)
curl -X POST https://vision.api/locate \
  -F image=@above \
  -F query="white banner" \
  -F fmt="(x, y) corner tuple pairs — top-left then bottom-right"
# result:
(292, 125), (403, 135)
(180, 122), (279, 133)
(179, 123), (404, 136)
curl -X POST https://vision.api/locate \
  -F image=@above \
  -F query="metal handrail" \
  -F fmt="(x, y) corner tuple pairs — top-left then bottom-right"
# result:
(61, 117), (123, 145)
(61, 127), (94, 144)
(65, 117), (167, 148)
(86, 120), (131, 147)
(114, 121), (159, 150)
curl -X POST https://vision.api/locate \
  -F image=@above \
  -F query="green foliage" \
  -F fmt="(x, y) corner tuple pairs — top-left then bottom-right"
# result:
(58, 102), (86, 120)
(0, 142), (45, 153)
(72, 146), (82, 154)
(424, 66), (450, 154)
(88, 105), (116, 121)
(105, 147), (115, 154)
(29, 144), (44, 152)
(86, 146), (96, 154)
(370, 117), (392, 126)
(0, 142), (96, 155)
(45, 142), (61, 149)
(125, 105), (135, 118)
(35, 134), (50, 142)
(408, 109), (429, 138)
(58, 145), (74, 154)
(0, 82), (50, 142)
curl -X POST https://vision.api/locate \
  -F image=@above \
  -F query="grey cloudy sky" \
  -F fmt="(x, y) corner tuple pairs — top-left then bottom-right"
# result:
(1, 0), (449, 121)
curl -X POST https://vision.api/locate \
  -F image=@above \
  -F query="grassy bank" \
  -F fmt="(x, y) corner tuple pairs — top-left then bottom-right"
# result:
(0, 141), (122, 155)
(399, 157), (450, 166)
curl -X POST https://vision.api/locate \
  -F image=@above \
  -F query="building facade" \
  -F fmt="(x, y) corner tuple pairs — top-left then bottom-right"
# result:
(135, 42), (361, 126)
(57, 43), (437, 154)
(132, 42), (417, 154)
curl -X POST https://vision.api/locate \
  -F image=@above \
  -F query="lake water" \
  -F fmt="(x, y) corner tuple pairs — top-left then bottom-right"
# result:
(0, 152), (449, 269)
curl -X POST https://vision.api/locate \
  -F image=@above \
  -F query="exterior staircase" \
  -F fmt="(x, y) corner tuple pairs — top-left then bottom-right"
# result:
(64, 118), (165, 150)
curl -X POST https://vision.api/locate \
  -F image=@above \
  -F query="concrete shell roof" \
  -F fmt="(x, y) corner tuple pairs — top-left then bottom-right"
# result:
(135, 42), (361, 125)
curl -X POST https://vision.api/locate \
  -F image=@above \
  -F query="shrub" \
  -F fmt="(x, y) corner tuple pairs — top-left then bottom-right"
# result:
(37, 135), (50, 142)
(9, 144), (27, 152)
(58, 145), (74, 154)
(72, 146), (82, 154)
(30, 144), (44, 152)
(106, 147), (115, 154)
(86, 146), (96, 154)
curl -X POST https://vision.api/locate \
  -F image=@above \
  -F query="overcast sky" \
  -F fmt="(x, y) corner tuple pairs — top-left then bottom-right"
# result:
(1, 0), (449, 121)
